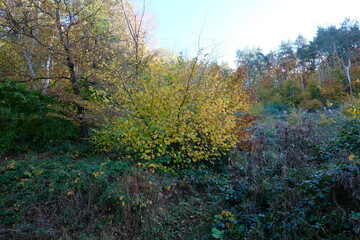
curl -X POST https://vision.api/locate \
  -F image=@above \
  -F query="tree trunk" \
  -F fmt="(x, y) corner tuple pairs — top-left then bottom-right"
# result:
(23, 49), (35, 79)
(43, 37), (54, 94)
(298, 66), (304, 92)
(317, 66), (324, 84)
(343, 58), (353, 95)
(42, 53), (51, 93)
(55, 4), (89, 138)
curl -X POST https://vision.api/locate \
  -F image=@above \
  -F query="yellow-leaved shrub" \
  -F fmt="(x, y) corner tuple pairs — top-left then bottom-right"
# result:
(93, 59), (253, 167)
(341, 96), (360, 119)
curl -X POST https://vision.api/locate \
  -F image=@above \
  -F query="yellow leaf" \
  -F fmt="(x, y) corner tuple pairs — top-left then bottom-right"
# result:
(67, 191), (74, 196)
(20, 179), (27, 185)
(349, 154), (355, 161)
(8, 163), (15, 169)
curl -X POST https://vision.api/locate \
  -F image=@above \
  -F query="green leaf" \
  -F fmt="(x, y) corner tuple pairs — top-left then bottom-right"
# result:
(212, 227), (224, 239)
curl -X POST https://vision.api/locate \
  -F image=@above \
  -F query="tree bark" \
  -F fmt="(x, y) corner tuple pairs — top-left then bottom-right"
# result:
(343, 58), (353, 95)
(298, 65), (304, 92)
(42, 53), (51, 93)
(55, 4), (89, 138)
(23, 49), (35, 79)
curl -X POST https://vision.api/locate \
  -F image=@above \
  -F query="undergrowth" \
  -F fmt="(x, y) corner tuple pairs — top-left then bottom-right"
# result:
(212, 109), (360, 239)
(1, 108), (359, 239)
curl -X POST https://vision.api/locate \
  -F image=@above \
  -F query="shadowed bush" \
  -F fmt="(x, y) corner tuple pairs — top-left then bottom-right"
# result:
(0, 82), (79, 155)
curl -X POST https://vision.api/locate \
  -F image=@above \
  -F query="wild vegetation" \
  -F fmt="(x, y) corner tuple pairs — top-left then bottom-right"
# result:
(0, 1), (359, 239)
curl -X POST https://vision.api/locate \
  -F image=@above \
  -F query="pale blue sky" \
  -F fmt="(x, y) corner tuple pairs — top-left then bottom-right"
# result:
(145, 0), (360, 65)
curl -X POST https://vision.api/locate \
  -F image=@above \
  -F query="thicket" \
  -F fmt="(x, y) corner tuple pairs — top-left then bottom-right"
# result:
(212, 111), (360, 239)
(92, 61), (252, 169)
(0, 82), (79, 156)
(1, 106), (359, 239)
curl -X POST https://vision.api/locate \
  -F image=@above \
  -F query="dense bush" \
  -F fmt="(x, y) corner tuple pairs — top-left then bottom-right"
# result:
(212, 111), (360, 239)
(0, 155), (129, 239)
(0, 83), (79, 155)
(337, 118), (360, 155)
(341, 97), (360, 119)
(261, 104), (290, 117)
(93, 61), (252, 168)
(0, 154), (226, 239)
(302, 99), (323, 112)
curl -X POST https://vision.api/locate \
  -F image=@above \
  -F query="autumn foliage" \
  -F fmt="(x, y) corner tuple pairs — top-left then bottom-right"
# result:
(93, 59), (252, 167)
(1, 2), (360, 239)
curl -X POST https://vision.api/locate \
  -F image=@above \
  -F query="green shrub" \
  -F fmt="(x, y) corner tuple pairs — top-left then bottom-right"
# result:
(307, 80), (322, 100)
(0, 154), (224, 239)
(212, 112), (360, 239)
(280, 79), (303, 106)
(341, 96), (360, 119)
(213, 163), (359, 239)
(337, 118), (360, 155)
(261, 104), (290, 116)
(0, 156), (129, 239)
(0, 82), (79, 155)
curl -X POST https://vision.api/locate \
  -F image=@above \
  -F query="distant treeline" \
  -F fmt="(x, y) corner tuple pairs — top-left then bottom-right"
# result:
(236, 18), (360, 109)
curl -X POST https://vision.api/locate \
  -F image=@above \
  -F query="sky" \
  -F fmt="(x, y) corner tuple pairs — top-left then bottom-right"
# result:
(145, 0), (360, 66)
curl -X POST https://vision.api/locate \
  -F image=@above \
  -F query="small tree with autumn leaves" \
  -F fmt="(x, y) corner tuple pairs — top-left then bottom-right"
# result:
(93, 58), (253, 168)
